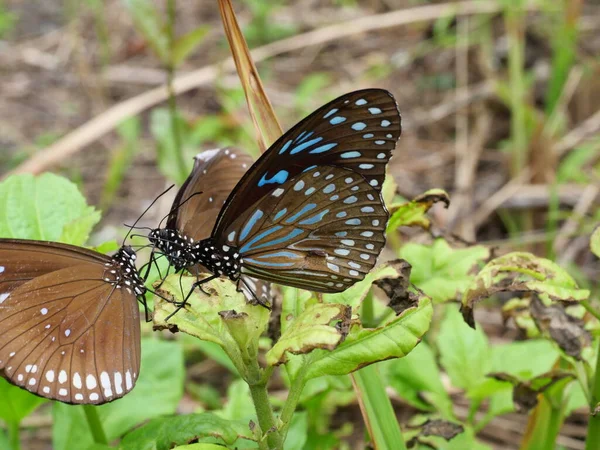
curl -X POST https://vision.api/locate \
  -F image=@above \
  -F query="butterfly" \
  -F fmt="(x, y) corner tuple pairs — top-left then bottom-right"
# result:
(148, 89), (401, 307)
(147, 147), (273, 305)
(0, 239), (147, 404)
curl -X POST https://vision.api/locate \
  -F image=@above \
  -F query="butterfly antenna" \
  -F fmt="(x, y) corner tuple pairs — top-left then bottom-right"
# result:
(122, 184), (175, 247)
(157, 191), (204, 229)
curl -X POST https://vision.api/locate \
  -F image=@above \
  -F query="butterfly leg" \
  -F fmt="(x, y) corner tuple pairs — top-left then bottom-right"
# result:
(165, 274), (219, 321)
(240, 277), (272, 310)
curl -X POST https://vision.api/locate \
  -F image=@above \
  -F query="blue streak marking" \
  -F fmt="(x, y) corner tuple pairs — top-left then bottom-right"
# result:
(330, 116), (346, 125)
(323, 108), (338, 118)
(352, 122), (366, 131)
(369, 107), (382, 114)
(274, 208), (287, 221)
(256, 251), (301, 259)
(279, 140), (292, 154)
(363, 133), (374, 138)
(356, 99), (367, 105)
(285, 203), (317, 224)
(240, 209), (264, 241)
(290, 137), (323, 155)
(341, 151), (361, 159)
(296, 131), (314, 144)
(381, 120), (391, 127)
(258, 170), (289, 187)
(244, 258), (295, 268)
(309, 143), (338, 154)
(299, 209), (329, 225)
(346, 219), (361, 225)
(247, 228), (304, 252)
(239, 225), (282, 253)
(303, 165), (318, 172)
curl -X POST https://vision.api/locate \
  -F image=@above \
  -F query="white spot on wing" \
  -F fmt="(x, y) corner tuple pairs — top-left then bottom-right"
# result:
(86, 374), (97, 389)
(46, 370), (55, 382)
(0, 293), (9, 304)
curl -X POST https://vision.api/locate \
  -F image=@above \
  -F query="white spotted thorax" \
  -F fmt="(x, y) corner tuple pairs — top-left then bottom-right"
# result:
(103, 246), (146, 296)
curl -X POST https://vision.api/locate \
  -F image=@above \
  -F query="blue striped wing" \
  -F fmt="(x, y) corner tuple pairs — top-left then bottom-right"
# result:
(224, 166), (388, 292)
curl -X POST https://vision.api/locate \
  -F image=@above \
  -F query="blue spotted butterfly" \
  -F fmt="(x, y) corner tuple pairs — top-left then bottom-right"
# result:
(149, 89), (401, 305)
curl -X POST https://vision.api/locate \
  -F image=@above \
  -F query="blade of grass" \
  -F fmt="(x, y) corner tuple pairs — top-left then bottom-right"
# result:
(218, 0), (283, 151)
(585, 336), (600, 449)
(351, 364), (407, 450)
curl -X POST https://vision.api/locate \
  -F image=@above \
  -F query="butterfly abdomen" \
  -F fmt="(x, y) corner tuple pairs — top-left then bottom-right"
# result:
(191, 238), (242, 280)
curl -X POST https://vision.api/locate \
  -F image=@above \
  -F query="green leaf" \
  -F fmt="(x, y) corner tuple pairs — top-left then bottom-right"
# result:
(119, 413), (255, 450)
(383, 341), (453, 418)
(305, 296), (432, 379)
(0, 173), (100, 244)
(52, 339), (184, 450)
(173, 445), (228, 450)
(461, 252), (590, 327)
(490, 340), (560, 377)
(0, 378), (46, 426)
(591, 226), (600, 259)
(387, 189), (450, 232)
(437, 307), (490, 393)
(172, 26), (210, 66)
(266, 303), (349, 366)
(122, 0), (169, 64)
(153, 274), (269, 377)
(399, 239), (490, 303)
(214, 379), (254, 423)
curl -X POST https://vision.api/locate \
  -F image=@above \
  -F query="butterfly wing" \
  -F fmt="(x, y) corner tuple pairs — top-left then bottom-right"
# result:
(167, 147), (254, 240)
(212, 89), (400, 239)
(166, 148), (273, 304)
(0, 239), (141, 404)
(225, 166), (388, 291)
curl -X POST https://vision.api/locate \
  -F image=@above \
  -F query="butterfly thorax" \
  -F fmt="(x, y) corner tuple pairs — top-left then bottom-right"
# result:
(103, 246), (146, 297)
(148, 228), (197, 271)
(191, 237), (242, 281)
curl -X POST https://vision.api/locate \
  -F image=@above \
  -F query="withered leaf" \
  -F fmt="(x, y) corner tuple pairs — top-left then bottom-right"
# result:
(374, 259), (421, 315)
(530, 295), (591, 360)
(406, 419), (464, 448)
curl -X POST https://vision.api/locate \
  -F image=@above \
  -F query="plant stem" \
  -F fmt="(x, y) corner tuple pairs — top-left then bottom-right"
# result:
(279, 364), (309, 441)
(166, 0), (187, 183)
(8, 421), (19, 450)
(83, 405), (108, 445)
(248, 379), (282, 449)
(585, 337), (600, 449)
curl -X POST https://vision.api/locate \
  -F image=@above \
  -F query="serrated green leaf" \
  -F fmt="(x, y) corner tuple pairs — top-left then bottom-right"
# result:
(172, 26), (210, 67)
(399, 239), (489, 303)
(461, 252), (590, 327)
(52, 339), (184, 450)
(437, 307), (490, 393)
(119, 413), (255, 450)
(591, 226), (600, 258)
(153, 274), (269, 377)
(122, 0), (169, 64)
(0, 174), (100, 243)
(387, 189), (450, 232)
(383, 341), (453, 417)
(305, 296), (432, 379)
(266, 303), (348, 366)
(0, 378), (46, 426)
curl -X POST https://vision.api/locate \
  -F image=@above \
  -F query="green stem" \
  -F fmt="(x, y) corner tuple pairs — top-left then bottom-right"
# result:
(248, 379), (282, 449)
(582, 300), (600, 322)
(166, 0), (187, 182)
(279, 364), (309, 441)
(83, 405), (108, 445)
(8, 421), (19, 450)
(585, 338), (600, 449)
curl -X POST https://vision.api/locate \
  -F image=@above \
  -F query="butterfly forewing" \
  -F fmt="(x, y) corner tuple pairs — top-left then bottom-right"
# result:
(213, 89), (400, 239)
(0, 239), (142, 404)
(225, 166), (388, 292)
(168, 148), (254, 239)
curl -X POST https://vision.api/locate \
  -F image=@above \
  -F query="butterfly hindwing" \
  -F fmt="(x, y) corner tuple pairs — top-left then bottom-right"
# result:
(223, 166), (387, 292)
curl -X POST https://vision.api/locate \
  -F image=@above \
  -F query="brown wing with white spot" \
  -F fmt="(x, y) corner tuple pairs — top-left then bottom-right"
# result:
(0, 239), (142, 405)
(224, 166), (388, 292)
